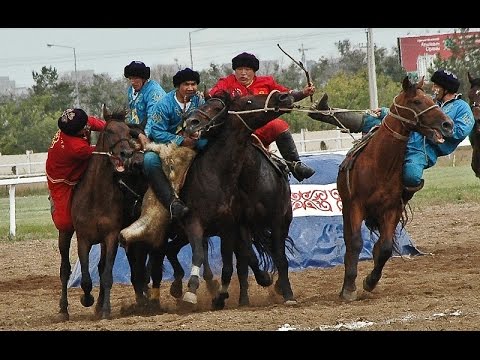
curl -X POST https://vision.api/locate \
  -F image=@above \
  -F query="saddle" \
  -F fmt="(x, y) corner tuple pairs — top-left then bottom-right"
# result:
(339, 125), (380, 172)
(250, 134), (290, 178)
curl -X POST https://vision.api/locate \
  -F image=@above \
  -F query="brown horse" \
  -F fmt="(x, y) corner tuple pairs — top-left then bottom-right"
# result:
(467, 72), (480, 177)
(338, 76), (454, 301)
(66, 108), (146, 320)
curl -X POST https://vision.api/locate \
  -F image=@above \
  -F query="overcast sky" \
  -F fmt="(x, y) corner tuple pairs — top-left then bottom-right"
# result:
(0, 28), (464, 88)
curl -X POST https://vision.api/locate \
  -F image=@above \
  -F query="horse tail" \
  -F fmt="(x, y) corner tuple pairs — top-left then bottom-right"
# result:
(251, 228), (296, 273)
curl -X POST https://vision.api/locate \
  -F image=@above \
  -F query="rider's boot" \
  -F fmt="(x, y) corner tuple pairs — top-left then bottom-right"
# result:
(276, 130), (315, 182)
(147, 166), (189, 220)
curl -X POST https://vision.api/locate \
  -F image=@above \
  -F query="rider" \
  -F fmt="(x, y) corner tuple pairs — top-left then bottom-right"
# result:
(311, 69), (475, 202)
(124, 60), (167, 149)
(143, 67), (207, 220)
(46, 108), (106, 232)
(208, 52), (316, 182)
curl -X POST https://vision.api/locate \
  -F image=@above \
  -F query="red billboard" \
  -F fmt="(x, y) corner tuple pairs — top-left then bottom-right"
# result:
(398, 31), (480, 73)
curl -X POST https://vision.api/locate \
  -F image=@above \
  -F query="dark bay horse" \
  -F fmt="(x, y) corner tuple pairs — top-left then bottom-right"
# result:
(467, 72), (480, 177)
(66, 109), (148, 320)
(337, 76), (454, 301)
(186, 105), (295, 308)
(178, 90), (296, 305)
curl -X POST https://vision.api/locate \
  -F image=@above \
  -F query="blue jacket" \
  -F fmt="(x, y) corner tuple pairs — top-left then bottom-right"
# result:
(406, 96), (474, 167)
(149, 90), (208, 150)
(126, 79), (166, 137)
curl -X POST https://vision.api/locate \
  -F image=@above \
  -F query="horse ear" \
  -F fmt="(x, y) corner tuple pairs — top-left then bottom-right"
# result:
(402, 76), (411, 92)
(418, 76), (425, 89)
(468, 72), (474, 85)
(102, 103), (108, 120)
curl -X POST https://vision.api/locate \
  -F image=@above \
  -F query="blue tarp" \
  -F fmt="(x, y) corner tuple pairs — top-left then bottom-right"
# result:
(68, 152), (418, 287)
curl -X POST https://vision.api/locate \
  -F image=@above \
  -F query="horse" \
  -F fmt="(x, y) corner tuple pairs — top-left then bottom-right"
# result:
(66, 107), (153, 320)
(180, 90), (296, 306)
(467, 72), (480, 177)
(337, 76), (454, 302)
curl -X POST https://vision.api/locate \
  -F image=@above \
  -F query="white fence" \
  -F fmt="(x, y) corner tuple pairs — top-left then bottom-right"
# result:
(0, 176), (47, 237)
(0, 130), (472, 238)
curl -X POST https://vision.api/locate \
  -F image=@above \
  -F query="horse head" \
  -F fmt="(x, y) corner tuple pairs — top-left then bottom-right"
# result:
(96, 105), (138, 173)
(183, 90), (295, 138)
(467, 72), (480, 178)
(389, 76), (454, 143)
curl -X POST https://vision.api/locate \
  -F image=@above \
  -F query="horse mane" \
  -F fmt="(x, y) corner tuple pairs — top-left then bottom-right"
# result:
(103, 108), (128, 122)
(469, 73), (480, 88)
(210, 90), (233, 106)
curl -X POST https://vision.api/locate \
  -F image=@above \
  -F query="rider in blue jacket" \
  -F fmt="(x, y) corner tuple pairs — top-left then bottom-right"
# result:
(143, 68), (206, 219)
(310, 69), (475, 202)
(368, 70), (474, 200)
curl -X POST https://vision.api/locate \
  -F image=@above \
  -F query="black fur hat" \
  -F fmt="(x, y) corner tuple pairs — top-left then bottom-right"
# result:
(58, 108), (88, 136)
(172, 68), (200, 87)
(232, 52), (259, 72)
(431, 69), (460, 93)
(124, 61), (150, 80)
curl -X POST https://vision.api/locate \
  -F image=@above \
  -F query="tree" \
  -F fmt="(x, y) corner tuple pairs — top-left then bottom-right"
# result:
(431, 28), (480, 96)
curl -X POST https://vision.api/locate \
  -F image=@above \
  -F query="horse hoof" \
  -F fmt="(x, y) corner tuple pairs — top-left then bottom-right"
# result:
(238, 297), (250, 307)
(255, 271), (273, 287)
(206, 279), (220, 296)
(340, 289), (357, 302)
(170, 280), (183, 299)
(80, 294), (95, 307)
(284, 299), (298, 306)
(56, 312), (69, 322)
(211, 297), (226, 310)
(182, 291), (198, 304)
(363, 276), (376, 292)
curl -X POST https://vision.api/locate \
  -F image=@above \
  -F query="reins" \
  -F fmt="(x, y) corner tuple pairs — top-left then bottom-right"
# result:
(382, 93), (439, 141)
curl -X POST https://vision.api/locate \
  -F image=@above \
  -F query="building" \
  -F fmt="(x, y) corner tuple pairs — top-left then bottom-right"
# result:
(398, 31), (480, 80)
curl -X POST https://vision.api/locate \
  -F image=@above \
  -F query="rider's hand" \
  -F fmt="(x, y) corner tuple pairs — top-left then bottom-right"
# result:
(138, 133), (150, 150)
(303, 83), (316, 96)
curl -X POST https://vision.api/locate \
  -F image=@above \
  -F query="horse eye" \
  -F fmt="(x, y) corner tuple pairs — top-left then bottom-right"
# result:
(413, 99), (422, 105)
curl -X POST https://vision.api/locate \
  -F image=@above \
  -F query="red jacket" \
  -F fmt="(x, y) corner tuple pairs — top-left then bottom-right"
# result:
(209, 74), (291, 146)
(46, 116), (106, 186)
(209, 74), (290, 98)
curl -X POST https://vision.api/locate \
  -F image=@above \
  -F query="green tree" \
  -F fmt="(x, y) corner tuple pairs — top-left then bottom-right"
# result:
(431, 28), (480, 96)
(80, 74), (127, 116)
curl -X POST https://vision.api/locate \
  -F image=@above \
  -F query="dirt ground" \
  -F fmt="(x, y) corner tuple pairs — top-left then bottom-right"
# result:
(1, 201), (480, 332)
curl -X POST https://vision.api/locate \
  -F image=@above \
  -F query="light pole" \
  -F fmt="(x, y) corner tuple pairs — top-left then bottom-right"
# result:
(188, 28), (207, 69)
(47, 43), (80, 107)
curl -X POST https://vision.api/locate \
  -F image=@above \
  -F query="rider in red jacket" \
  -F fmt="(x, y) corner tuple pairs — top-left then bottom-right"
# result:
(46, 108), (106, 232)
(209, 52), (316, 181)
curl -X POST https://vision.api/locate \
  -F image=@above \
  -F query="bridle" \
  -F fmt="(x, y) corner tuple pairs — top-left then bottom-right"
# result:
(383, 90), (440, 141)
(92, 122), (136, 159)
(187, 90), (292, 134)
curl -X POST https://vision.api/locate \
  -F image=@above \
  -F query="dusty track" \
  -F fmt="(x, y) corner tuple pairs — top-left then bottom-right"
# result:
(1, 202), (480, 331)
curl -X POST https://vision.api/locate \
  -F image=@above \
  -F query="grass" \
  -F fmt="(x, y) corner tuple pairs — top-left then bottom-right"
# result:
(1, 148), (479, 242)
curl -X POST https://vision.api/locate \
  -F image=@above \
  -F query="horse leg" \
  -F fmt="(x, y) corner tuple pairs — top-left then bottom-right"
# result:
(96, 237), (119, 319)
(271, 226), (296, 305)
(340, 208), (364, 302)
(212, 235), (234, 310)
(57, 229), (74, 322)
(247, 240), (272, 288)
(235, 228), (252, 307)
(182, 231), (205, 305)
(148, 243), (167, 310)
(363, 215), (397, 292)
(166, 237), (187, 299)
(202, 237), (220, 296)
(96, 243), (106, 314)
(77, 241), (95, 308)
(125, 243), (149, 308)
